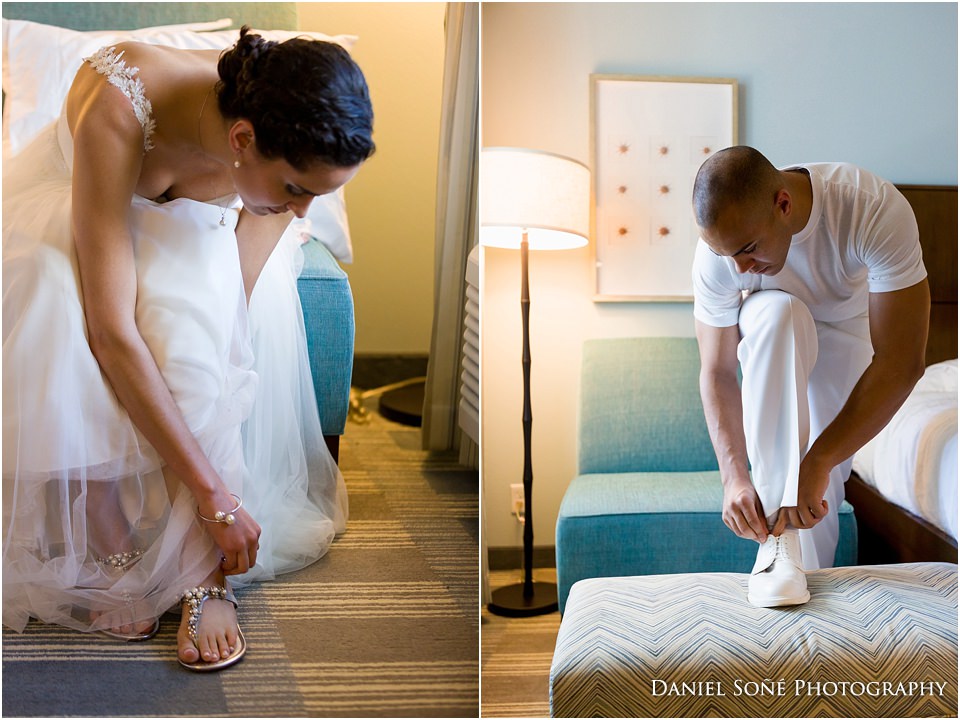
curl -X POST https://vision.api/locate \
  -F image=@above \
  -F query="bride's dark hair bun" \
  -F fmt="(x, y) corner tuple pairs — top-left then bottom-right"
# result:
(216, 28), (278, 113)
(216, 26), (374, 169)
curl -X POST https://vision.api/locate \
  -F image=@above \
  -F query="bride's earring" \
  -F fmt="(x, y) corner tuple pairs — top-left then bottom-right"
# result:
(234, 159), (241, 169)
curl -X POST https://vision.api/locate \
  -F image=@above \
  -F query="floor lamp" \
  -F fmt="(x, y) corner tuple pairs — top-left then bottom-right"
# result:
(480, 148), (590, 617)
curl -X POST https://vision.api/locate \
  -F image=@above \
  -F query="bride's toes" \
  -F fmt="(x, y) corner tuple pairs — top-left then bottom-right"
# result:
(93, 607), (159, 641)
(178, 616), (209, 662)
(214, 633), (233, 660)
(200, 633), (225, 662)
(206, 602), (238, 660)
(116, 618), (152, 635)
(178, 628), (200, 663)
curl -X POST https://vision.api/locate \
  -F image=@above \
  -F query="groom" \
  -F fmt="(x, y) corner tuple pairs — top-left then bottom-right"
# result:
(691, 146), (929, 606)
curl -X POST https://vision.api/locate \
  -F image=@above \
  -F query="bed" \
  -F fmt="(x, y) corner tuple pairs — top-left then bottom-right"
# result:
(845, 184), (959, 565)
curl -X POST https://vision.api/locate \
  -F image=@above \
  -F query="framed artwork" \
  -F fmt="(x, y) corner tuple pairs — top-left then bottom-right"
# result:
(591, 75), (738, 301)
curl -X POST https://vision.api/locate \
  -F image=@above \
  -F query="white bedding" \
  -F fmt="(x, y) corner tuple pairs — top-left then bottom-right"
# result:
(852, 359), (958, 540)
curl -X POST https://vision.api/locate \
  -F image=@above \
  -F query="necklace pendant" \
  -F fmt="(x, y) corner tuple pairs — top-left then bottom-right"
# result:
(219, 217), (227, 227)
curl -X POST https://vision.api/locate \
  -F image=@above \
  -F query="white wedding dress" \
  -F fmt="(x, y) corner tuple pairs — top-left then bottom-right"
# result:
(2, 47), (347, 634)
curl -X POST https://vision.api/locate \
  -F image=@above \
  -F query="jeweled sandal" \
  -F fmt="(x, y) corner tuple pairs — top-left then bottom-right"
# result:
(178, 585), (246, 672)
(95, 550), (160, 641)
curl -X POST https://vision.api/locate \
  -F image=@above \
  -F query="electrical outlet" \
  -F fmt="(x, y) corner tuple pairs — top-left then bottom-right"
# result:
(510, 483), (524, 519)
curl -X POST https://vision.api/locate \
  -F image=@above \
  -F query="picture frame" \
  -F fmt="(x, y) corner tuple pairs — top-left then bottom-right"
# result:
(591, 74), (738, 301)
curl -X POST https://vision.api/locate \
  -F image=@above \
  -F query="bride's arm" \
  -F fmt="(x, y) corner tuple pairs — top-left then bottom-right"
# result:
(67, 65), (260, 575)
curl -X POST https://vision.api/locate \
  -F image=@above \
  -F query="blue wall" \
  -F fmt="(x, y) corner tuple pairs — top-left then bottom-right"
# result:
(486, 2), (958, 185)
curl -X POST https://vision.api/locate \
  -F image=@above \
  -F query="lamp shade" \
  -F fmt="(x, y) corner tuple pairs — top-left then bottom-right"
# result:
(480, 148), (590, 250)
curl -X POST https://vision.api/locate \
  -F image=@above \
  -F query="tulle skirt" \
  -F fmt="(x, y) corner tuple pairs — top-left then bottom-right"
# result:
(2, 115), (347, 634)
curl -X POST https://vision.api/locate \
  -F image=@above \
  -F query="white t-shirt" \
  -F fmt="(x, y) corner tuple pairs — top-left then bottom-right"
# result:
(692, 162), (927, 327)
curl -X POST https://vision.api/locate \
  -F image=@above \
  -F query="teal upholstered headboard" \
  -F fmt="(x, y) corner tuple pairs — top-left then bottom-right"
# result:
(1, 2), (298, 31)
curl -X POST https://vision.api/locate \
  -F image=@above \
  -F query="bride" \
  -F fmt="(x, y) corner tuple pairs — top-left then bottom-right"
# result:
(2, 27), (374, 671)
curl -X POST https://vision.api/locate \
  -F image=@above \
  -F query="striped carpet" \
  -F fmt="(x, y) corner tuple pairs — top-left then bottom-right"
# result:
(481, 569), (560, 718)
(2, 403), (479, 717)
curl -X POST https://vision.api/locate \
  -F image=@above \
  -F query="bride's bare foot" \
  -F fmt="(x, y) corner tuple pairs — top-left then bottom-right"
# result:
(85, 481), (155, 639)
(91, 552), (158, 639)
(177, 573), (243, 667)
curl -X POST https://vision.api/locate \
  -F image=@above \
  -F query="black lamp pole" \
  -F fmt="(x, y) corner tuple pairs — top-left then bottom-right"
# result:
(487, 231), (559, 617)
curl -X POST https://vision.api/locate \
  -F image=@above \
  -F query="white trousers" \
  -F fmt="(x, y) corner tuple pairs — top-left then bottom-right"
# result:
(737, 291), (873, 569)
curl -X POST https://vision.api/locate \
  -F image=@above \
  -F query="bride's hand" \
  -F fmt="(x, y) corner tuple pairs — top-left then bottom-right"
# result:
(200, 503), (261, 575)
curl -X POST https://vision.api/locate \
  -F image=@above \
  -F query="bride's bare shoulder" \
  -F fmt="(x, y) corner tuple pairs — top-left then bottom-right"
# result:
(103, 41), (219, 90)
(69, 42), (190, 99)
(65, 44), (150, 141)
(75, 42), (219, 93)
(67, 41), (218, 135)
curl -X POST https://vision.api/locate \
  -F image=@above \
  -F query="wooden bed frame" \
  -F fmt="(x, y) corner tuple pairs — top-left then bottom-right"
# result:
(845, 184), (958, 565)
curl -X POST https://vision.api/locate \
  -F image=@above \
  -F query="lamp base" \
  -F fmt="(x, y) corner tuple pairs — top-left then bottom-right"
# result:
(487, 581), (558, 617)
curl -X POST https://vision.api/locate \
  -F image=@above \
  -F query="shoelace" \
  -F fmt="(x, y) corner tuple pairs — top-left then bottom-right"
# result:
(771, 535), (801, 565)
(773, 536), (789, 561)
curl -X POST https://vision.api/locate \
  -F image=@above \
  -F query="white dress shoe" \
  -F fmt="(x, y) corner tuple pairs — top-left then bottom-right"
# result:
(747, 528), (809, 607)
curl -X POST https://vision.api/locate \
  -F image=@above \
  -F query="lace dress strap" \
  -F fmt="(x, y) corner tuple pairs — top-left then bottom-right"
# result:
(84, 46), (157, 152)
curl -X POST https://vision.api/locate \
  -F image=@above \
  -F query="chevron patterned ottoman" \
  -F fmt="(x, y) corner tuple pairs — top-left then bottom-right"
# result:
(550, 562), (958, 718)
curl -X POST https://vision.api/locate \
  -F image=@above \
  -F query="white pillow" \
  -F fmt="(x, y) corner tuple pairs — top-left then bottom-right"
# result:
(3, 18), (231, 155)
(3, 18), (229, 157)
(1, 17), (357, 263)
(289, 190), (354, 264)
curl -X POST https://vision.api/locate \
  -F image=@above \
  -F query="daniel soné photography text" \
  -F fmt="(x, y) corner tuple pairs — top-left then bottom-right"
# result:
(651, 679), (949, 699)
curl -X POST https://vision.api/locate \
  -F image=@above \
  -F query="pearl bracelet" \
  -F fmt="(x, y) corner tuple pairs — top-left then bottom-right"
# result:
(197, 493), (243, 526)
